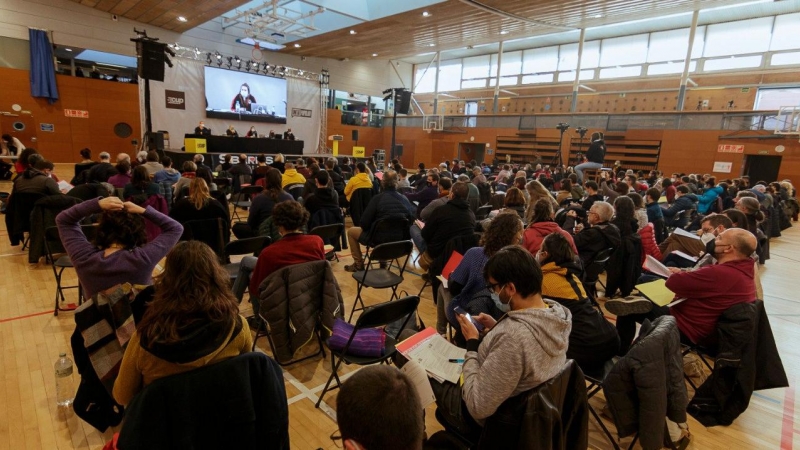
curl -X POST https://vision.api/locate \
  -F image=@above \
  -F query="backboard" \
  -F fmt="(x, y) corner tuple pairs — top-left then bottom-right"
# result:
(422, 114), (444, 133)
(774, 106), (800, 135)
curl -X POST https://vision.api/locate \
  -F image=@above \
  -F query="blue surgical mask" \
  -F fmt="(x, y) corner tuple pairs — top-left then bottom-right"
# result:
(491, 292), (511, 313)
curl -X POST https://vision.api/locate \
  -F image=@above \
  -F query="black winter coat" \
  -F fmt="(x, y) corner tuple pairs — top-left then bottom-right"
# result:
(422, 198), (476, 259)
(603, 316), (688, 450)
(688, 300), (788, 426)
(358, 189), (415, 246)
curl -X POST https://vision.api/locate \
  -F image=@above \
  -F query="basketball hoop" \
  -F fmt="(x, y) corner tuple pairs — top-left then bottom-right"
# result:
(426, 128), (432, 134)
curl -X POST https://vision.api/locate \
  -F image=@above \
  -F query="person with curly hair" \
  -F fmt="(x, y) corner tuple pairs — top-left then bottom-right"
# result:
(112, 240), (252, 406)
(55, 196), (183, 299)
(440, 210), (524, 335)
(244, 201), (325, 312)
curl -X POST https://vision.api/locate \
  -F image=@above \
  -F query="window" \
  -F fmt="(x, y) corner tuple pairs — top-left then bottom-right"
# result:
(521, 73), (554, 84)
(647, 60), (696, 75)
(414, 66), (436, 93)
(770, 13), (800, 51)
(599, 66), (642, 79)
(461, 79), (487, 89)
(557, 70), (595, 82)
(438, 61), (462, 91)
(704, 17), (772, 57)
(648, 29), (689, 63)
(522, 46), (558, 73)
(500, 51), (522, 76)
(704, 55), (761, 72)
(600, 34), (648, 66)
(499, 76), (518, 86)
(771, 52), (800, 66)
(462, 55), (491, 79)
(558, 41), (600, 70)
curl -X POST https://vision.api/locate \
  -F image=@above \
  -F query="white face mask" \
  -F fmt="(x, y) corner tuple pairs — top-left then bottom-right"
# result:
(700, 232), (716, 245)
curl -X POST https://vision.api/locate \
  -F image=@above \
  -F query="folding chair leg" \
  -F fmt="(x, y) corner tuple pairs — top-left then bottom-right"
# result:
(348, 289), (366, 322)
(627, 434), (639, 450)
(417, 279), (430, 298)
(316, 353), (343, 408)
(588, 404), (620, 450)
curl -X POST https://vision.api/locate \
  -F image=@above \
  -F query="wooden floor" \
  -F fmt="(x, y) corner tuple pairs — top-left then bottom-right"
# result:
(1, 169), (799, 449)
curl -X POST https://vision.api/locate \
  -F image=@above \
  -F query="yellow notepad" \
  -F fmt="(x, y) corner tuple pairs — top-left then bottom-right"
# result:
(635, 279), (675, 307)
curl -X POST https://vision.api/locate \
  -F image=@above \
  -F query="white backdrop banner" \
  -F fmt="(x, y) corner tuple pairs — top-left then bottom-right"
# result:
(140, 59), (321, 154)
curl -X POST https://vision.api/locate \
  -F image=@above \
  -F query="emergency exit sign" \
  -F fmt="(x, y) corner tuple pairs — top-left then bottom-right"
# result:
(717, 144), (744, 153)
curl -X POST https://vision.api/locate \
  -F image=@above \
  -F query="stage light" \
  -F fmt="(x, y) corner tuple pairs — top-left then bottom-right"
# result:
(234, 55), (241, 63)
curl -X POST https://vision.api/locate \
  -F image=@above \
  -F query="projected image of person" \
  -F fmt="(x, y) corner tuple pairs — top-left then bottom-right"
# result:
(230, 83), (257, 112)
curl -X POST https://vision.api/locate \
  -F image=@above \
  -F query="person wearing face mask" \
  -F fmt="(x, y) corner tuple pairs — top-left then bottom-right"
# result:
(442, 211), (524, 337)
(537, 233), (619, 373)
(436, 245), (570, 442)
(607, 228), (757, 354)
(404, 172), (439, 219)
(193, 121), (211, 136)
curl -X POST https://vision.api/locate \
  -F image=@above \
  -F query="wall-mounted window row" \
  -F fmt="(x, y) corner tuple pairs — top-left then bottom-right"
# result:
(414, 12), (800, 93)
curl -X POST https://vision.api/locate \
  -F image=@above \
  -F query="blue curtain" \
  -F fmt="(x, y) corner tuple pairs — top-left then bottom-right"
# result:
(29, 29), (59, 104)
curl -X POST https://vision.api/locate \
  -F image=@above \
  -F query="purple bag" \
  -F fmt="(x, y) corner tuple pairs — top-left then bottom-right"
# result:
(327, 318), (385, 357)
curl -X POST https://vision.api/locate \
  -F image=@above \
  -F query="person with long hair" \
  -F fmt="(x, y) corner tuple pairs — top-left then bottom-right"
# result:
(537, 232), (619, 372)
(270, 153), (286, 173)
(232, 168), (292, 239)
(15, 148), (38, 175)
(441, 210), (524, 334)
(170, 177), (230, 242)
(524, 179), (558, 224)
(627, 192), (649, 231)
(556, 178), (573, 205)
(230, 82), (257, 112)
(112, 240), (252, 406)
(603, 196), (640, 298)
(523, 198), (577, 255)
(55, 196), (183, 300)
(123, 165), (160, 199)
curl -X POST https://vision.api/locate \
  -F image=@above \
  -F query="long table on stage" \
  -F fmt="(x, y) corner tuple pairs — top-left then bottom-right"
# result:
(183, 134), (304, 155)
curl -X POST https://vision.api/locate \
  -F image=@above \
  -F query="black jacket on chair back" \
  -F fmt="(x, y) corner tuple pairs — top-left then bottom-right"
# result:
(421, 198), (476, 259)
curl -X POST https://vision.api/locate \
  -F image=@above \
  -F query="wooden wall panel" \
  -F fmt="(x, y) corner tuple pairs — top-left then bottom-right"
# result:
(326, 109), (385, 157)
(0, 68), (140, 164)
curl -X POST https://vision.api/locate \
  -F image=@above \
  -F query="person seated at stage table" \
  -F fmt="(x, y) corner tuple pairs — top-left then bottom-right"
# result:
(226, 125), (238, 137)
(231, 83), (256, 112)
(123, 166), (161, 199)
(268, 130), (275, 139)
(284, 129), (295, 140)
(245, 126), (258, 138)
(193, 121), (211, 136)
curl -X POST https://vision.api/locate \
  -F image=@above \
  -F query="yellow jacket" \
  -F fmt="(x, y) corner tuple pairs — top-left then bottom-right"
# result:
(344, 172), (373, 200)
(112, 316), (253, 406)
(281, 169), (306, 188)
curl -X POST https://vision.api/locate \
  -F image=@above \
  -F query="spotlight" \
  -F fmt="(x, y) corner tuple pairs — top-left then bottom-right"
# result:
(236, 59), (242, 70)
(234, 55), (241, 63)
(261, 62), (269, 73)
(215, 51), (222, 60)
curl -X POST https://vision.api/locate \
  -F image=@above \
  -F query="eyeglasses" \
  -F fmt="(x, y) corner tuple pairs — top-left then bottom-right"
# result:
(588, 210), (598, 216)
(330, 431), (343, 448)
(485, 281), (506, 292)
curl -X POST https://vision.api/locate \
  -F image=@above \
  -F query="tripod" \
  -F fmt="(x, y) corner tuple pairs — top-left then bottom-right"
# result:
(555, 123), (570, 168)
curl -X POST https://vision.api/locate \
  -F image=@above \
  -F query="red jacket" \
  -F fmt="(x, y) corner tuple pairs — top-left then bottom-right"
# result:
(523, 221), (578, 255)
(638, 223), (662, 264)
(666, 258), (756, 345)
(250, 234), (325, 295)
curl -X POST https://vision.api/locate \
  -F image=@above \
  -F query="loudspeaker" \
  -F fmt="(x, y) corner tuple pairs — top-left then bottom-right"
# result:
(147, 131), (164, 151)
(396, 91), (412, 115)
(394, 144), (403, 157)
(352, 130), (359, 141)
(136, 41), (166, 81)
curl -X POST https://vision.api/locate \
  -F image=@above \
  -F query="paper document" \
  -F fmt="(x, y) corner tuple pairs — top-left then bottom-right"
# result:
(643, 255), (671, 279)
(396, 328), (466, 384)
(400, 359), (436, 409)
(671, 250), (698, 262)
(672, 227), (701, 240)
(57, 180), (73, 193)
(658, 196), (668, 204)
(436, 275), (448, 289)
(635, 279), (676, 307)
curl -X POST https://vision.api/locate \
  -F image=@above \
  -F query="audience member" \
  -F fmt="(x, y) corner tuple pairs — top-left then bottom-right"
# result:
(193, 154), (211, 172)
(12, 158), (60, 195)
(55, 196), (182, 298)
(563, 201), (621, 267)
(123, 166), (160, 199)
(662, 185), (698, 226)
(173, 161), (197, 196)
(628, 192), (649, 230)
(418, 181), (476, 273)
(397, 168), (410, 189)
(169, 178), (230, 243)
(112, 240), (252, 405)
(141, 151), (163, 176)
(405, 172), (440, 218)
(345, 170), (415, 272)
(233, 168), (292, 239)
(303, 170), (340, 217)
(230, 154), (253, 184)
(524, 180), (558, 224)
(645, 188), (664, 223)
(344, 163), (373, 201)
(581, 181), (603, 211)
(87, 151), (116, 183)
(471, 166), (487, 185)
(325, 158), (345, 196)
(419, 177), (452, 222)
(271, 153), (286, 173)
(336, 365), (424, 450)
(153, 156), (180, 184)
(523, 198), (577, 255)
(108, 161), (132, 189)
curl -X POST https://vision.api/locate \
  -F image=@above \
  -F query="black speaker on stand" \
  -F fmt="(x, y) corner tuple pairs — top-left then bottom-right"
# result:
(147, 131), (164, 151)
(136, 41), (167, 82)
(352, 129), (359, 147)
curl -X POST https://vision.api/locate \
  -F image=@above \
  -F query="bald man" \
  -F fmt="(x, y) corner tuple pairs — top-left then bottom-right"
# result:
(608, 228), (757, 351)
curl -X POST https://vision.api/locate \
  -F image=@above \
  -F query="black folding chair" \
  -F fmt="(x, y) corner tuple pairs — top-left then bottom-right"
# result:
(475, 205), (493, 221)
(284, 183), (304, 200)
(44, 225), (96, 316)
(349, 240), (414, 322)
(583, 359), (619, 450)
(231, 185), (264, 223)
(582, 247), (614, 306)
(315, 295), (420, 408)
(309, 224), (344, 262)
(223, 236), (271, 284)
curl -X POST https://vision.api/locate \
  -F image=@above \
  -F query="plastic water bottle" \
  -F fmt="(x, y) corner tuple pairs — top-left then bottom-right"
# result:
(55, 353), (75, 407)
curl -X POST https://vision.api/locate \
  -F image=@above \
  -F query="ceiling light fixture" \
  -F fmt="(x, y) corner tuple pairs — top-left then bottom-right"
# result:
(429, 43), (435, 47)
(594, 14), (603, 18)
(372, 53), (378, 57)
(65, 48), (72, 52)
(422, 11), (430, 17)
(350, 30), (356, 35)
(177, 16), (187, 22)
(294, 43), (301, 48)
(500, 30), (509, 35)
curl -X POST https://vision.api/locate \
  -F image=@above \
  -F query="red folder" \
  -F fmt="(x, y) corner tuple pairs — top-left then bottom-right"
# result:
(441, 251), (463, 280)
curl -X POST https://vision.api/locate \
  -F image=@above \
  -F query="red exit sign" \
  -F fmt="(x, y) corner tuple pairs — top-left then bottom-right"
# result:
(64, 109), (89, 118)
(717, 144), (743, 153)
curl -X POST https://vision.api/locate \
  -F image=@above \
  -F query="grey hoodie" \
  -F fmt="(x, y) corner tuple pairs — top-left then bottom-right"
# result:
(461, 299), (571, 422)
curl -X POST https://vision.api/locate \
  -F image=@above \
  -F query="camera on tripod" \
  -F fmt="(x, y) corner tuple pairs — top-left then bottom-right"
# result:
(556, 123), (570, 132)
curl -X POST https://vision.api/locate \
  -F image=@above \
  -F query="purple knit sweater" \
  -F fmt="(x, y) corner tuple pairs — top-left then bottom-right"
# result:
(56, 198), (183, 298)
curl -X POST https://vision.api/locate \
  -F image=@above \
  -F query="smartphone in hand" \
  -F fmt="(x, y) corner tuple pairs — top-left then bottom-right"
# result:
(454, 306), (485, 332)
